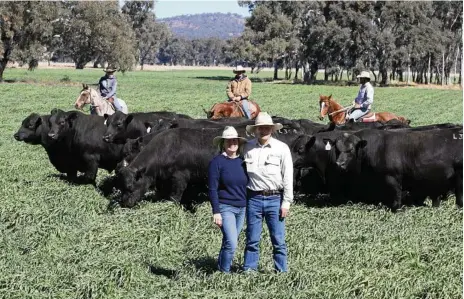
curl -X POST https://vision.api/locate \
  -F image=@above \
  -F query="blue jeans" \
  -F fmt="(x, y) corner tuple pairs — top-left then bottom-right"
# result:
(243, 194), (288, 272)
(113, 98), (123, 111)
(218, 203), (246, 273)
(241, 100), (251, 119)
(228, 99), (251, 119)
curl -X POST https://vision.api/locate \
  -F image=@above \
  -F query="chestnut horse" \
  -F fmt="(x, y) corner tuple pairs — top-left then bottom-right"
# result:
(318, 94), (410, 125)
(204, 100), (261, 120)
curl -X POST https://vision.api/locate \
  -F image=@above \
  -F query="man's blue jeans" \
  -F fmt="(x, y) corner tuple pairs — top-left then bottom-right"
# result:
(227, 98), (251, 119)
(243, 194), (288, 272)
(241, 99), (251, 119)
(218, 203), (246, 273)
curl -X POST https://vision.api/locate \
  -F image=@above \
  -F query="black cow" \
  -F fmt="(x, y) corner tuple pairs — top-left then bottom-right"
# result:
(102, 111), (191, 144)
(328, 128), (463, 211)
(291, 130), (355, 200)
(48, 110), (124, 183)
(14, 111), (81, 179)
(118, 123), (305, 208)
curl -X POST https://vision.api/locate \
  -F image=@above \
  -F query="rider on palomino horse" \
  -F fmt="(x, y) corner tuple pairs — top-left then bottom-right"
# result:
(226, 65), (252, 119)
(347, 70), (374, 122)
(99, 66), (125, 113)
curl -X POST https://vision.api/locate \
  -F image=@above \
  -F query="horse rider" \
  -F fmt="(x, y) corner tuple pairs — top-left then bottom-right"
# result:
(226, 65), (252, 119)
(99, 66), (124, 112)
(347, 70), (374, 122)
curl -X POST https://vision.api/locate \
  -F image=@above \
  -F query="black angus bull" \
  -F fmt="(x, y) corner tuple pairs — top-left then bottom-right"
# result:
(327, 128), (463, 211)
(117, 124), (305, 208)
(102, 111), (192, 144)
(48, 110), (124, 184)
(291, 130), (356, 200)
(14, 111), (81, 179)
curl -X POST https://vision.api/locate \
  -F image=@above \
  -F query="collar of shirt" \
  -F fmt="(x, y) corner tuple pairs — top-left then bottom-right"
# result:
(221, 151), (239, 159)
(254, 137), (275, 148)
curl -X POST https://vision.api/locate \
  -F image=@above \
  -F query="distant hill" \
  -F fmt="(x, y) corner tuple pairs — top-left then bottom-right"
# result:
(158, 12), (245, 40)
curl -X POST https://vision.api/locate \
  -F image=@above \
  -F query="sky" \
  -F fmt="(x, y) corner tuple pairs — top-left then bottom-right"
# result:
(154, 0), (251, 19)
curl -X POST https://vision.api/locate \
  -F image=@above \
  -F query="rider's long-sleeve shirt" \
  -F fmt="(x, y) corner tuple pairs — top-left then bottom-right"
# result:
(354, 82), (374, 109)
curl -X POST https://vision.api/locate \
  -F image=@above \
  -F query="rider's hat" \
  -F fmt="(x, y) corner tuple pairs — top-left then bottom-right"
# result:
(356, 71), (371, 79)
(104, 65), (117, 73)
(233, 65), (246, 73)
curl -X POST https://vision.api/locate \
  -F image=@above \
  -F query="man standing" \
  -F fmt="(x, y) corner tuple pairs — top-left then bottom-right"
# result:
(242, 112), (293, 273)
(347, 70), (374, 121)
(226, 65), (252, 119)
(99, 66), (124, 112)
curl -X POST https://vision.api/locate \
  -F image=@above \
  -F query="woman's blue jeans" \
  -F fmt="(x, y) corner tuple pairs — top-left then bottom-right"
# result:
(217, 203), (246, 273)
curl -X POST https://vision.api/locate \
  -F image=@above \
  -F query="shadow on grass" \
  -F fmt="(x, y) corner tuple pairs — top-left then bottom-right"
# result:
(148, 265), (179, 279)
(187, 256), (218, 275)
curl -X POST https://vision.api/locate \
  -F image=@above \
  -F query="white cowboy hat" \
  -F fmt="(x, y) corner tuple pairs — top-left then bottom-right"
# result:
(246, 112), (283, 134)
(213, 126), (247, 147)
(356, 71), (371, 79)
(104, 66), (117, 73)
(232, 65), (246, 73)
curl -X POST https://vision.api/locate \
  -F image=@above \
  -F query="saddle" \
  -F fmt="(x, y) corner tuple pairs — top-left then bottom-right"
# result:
(231, 100), (258, 118)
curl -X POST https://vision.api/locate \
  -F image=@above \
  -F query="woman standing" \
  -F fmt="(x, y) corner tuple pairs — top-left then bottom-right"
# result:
(208, 126), (248, 273)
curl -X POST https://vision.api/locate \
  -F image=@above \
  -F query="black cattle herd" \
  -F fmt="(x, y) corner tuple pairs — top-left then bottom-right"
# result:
(14, 108), (463, 212)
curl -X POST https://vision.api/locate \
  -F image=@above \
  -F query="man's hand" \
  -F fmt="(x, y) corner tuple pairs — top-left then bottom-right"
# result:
(213, 213), (222, 227)
(280, 207), (289, 219)
(233, 96), (241, 102)
(354, 103), (361, 108)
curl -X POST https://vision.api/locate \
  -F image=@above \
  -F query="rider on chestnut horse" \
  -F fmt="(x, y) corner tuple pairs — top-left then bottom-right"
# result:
(347, 70), (374, 122)
(226, 65), (252, 119)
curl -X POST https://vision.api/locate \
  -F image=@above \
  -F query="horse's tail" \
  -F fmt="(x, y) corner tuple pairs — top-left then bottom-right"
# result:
(397, 116), (411, 125)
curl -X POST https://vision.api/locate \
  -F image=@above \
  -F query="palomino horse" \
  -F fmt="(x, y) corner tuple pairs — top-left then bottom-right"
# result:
(74, 84), (128, 116)
(318, 94), (410, 125)
(203, 100), (261, 120)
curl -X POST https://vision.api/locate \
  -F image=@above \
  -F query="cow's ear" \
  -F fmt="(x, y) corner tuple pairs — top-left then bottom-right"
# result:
(322, 138), (334, 151)
(304, 136), (316, 152)
(356, 140), (367, 151)
(124, 115), (134, 126)
(35, 116), (43, 127)
(144, 121), (155, 133)
(51, 108), (63, 115)
(66, 112), (79, 127)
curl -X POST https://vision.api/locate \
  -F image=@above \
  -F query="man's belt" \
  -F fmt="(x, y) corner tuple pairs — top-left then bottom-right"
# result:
(248, 189), (282, 196)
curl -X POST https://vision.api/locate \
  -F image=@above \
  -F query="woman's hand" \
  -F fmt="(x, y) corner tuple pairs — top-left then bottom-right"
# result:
(213, 213), (222, 227)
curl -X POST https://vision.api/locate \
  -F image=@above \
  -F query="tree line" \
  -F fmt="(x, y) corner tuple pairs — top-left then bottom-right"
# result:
(0, 1), (462, 85)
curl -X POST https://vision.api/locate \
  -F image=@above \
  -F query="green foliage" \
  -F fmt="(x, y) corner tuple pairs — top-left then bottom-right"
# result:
(0, 2), (61, 80)
(0, 68), (462, 298)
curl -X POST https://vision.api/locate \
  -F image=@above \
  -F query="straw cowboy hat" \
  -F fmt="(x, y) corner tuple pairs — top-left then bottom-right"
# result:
(213, 126), (247, 147)
(232, 65), (246, 73)
(356, 71), (371, 79)
(104, 66), (117, 73)
(246, 112), (283, 134)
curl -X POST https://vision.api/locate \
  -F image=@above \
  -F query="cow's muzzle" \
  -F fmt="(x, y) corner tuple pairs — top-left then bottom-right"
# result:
(102, 135), (112, 142)
(48, 132), (58, 140)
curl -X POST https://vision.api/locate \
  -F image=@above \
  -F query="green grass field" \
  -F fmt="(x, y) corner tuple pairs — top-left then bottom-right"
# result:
(0, 68), (462, 299)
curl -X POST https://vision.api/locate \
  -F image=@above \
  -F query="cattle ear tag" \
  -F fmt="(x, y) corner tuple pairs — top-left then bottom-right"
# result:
(104, 119), (107, 125)
(325, 142), (331, 151)
(146, 127), (151, 133)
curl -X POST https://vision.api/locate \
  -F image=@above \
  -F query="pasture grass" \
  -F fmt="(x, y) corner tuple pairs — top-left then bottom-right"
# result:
(0, 68), (462, 299)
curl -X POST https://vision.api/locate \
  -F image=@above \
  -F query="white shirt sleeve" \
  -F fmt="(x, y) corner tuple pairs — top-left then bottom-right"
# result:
(280, 144), (294, 209)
